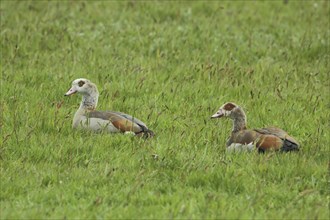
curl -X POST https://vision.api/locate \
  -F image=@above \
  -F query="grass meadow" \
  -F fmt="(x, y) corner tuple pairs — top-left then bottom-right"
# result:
(1, 1), (329, 219)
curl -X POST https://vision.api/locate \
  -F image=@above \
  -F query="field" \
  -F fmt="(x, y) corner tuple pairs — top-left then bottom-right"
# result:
(1, 1), (329, 219)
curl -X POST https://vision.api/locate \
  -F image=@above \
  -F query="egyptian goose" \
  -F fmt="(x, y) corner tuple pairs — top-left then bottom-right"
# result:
(65, 78), (154, 138)
(211, 102), (300, 152)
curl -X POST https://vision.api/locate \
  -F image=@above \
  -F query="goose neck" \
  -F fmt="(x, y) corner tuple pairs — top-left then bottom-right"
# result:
(80, 93), (98, 111)
(231, 108), (247, 132)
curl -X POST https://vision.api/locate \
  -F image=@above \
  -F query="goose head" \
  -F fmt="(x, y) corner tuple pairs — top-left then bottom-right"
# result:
(211, 102), (247, 132)
(65, 78), (98, 96)
(65, 78), (99, 110)
(211, 102), (240, 119)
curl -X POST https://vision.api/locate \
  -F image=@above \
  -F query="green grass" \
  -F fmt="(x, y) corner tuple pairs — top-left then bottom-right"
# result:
(1, 1), (329, 219)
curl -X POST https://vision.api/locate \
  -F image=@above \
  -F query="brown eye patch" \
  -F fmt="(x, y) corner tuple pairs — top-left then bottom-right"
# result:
(223, 102), (237, 111)
(78, 80), (85, 87)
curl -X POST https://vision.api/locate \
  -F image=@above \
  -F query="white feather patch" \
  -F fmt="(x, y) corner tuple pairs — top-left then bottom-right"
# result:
(124, 131), (136, 136)
(77, 116), (120, 133)
(227, 142), (255, 153)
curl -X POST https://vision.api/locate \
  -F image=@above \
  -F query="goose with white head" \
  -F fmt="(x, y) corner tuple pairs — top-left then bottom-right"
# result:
(65, 78), (154, 138)
(211, 102), (299, 152)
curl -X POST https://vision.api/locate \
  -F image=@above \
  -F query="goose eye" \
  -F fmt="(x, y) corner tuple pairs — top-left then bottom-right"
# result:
(78, 81), (85, 87)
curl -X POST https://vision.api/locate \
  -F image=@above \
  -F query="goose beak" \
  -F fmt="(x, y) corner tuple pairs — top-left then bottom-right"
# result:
(65, 87), (77, 96)
(211, 110), (224, 119)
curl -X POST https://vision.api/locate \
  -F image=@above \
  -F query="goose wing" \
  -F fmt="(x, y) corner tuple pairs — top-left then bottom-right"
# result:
(109, 111), (148, 129)
(87, 111), (148, 133)
(254, 126), (299, 146)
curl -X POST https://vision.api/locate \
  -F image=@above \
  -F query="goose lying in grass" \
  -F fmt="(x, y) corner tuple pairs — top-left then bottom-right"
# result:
(65, 78), (154, 138)
(211, 102), (299, 152)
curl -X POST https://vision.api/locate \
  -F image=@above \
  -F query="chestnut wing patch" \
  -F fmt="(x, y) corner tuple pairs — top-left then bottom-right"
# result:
(87, 111), (144, 133)
(110, 111), (148, 129)
(254, 127), (299, 146)
(229, 129), (282, 151)
(256, 135), (283, 151)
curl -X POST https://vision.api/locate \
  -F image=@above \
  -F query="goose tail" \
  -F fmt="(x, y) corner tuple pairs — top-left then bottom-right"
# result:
(281, 139), (299, 152)
(135, 127), (155, 139)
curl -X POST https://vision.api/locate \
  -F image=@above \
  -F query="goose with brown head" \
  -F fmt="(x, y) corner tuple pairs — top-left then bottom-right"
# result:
(211, 102), (299, 152)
